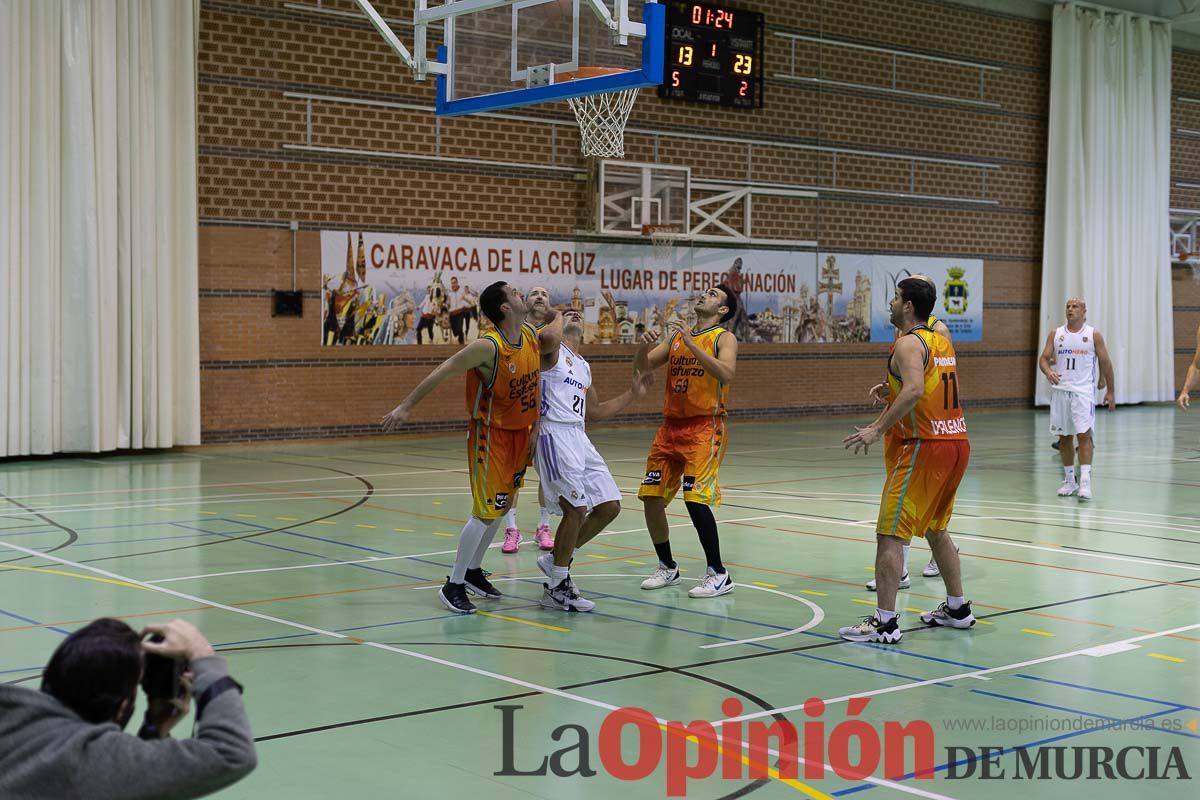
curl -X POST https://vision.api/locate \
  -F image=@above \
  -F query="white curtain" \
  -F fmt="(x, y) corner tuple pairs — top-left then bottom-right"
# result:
(1038, 3), (1174, 405)
(1, 0), (200, 455)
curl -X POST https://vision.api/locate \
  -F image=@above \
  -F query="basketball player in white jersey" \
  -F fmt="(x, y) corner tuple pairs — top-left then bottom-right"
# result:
(1038, 297), (1115, 500)
(534, 309), (650, 611)
(866, 274), (956, 590)
(499, 286), (557, 553)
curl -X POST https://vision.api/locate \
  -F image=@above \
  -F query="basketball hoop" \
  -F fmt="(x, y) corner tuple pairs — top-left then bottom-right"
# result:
(642, 223), (682, 261)
(561, 68), (639, 159)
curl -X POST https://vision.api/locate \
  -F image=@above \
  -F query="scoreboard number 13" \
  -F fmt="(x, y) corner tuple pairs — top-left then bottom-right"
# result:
(659, 2), (765, 109)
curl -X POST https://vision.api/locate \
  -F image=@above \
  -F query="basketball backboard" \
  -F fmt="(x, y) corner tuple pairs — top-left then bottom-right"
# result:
(353, 1), (664, 117)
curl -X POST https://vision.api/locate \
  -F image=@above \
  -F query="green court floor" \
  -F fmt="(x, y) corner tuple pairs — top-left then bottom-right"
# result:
(2, 407), (1198, 799)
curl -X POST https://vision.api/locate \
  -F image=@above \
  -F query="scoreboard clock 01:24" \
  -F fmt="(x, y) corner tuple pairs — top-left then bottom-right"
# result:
(657, 1), (765, 109)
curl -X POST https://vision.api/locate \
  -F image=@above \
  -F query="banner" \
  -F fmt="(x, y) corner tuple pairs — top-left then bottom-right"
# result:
(319, 231), (983, 345)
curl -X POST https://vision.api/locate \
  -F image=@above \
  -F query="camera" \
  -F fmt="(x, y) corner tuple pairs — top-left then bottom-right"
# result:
(141, 634), (185, 700)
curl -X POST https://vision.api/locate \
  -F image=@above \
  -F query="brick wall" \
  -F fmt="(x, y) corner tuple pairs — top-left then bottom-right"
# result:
(196, 0), (1196, 442)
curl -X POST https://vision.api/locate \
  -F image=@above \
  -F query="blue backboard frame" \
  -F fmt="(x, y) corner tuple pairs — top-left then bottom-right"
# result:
(436, 1), (664, 117)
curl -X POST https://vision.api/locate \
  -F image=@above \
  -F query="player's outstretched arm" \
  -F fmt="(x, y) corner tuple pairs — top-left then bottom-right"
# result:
(381, 339), (495, 431)
(843, 336), (923, 454)
(1093, 330), (1116, 411)
(587, 372), (653, 421)
(1038, 330), (1060, 385)
(1179, 324), (1200, 410)
(537, 309), (564, 356)
(634, 329), (670, 373)
(670, 322), (737, 383)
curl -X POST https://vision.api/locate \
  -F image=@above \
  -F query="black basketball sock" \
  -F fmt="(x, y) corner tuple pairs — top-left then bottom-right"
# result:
(653, 540), (676, 570)
(686, 501), (724, 573)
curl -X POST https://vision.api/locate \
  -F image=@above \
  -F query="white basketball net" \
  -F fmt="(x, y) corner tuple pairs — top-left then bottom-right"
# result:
(567, 88), (639, 158)
(646, 225), (681, 261)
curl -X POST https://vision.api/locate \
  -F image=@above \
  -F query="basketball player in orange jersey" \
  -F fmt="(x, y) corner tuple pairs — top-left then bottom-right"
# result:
(841, 277), (975, 643)
(499, 286), (558, 553)
(1176, 323), (1200, 410)
(866, 274), (957, 589)
(634, 285), (739, 598)
(382, 281), (562, 614)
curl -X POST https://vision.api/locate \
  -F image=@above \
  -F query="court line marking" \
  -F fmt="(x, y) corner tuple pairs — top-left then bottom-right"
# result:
(144, 515), (792, 584)
(475, 611), (568, 632)
(1148, 653), (1185, 663)
(0, 564), (149, 590)
(0, 467), (462, 503)
(714, 622), (1200, 725)
(0, 539), (947, 800)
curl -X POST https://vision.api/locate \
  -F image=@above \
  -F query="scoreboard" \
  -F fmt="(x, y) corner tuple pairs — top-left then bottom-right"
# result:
(657, 2), (764, 109)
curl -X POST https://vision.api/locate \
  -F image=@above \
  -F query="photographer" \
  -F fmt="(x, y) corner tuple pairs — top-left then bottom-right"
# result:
(0, 618), (256, 799)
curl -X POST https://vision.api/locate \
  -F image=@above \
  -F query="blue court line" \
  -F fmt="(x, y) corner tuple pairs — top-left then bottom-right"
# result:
(0, 609), (70, 636)
(212, 603), (538, 648)
(61, 531), (224, 548)
(168, 522), (428, 581)
(1014, 673), (1200, 712)
(832, 706), (1187, 796)
(969, 689), (1200, 740)
(218, 518), (396, 557)
(0, 666), (44, 675)
(0, 528), (56, 538)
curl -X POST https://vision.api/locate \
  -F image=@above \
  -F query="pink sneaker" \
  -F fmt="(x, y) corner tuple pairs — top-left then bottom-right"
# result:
(535, 523), (554, 551)
(501, 527), (521, 554)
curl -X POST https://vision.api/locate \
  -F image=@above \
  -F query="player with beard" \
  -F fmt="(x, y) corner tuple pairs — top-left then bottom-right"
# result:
(499, 286), (557, 553)
(382, 281), (562, 613)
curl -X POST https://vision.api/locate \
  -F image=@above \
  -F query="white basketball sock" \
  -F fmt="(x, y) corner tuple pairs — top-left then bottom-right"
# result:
(1080, 464), (1091, 480)
(538, 508), (551, 527)
(502, 508), (517, 529)
(450, 518), (492, 584)
(1064, 466), (1076, 481)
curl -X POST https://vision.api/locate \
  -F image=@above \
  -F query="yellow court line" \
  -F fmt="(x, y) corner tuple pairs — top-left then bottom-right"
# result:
(432, 501), (443, 505)
(0, 564), (149, 591)
(1148, 653), (1185, 663)
(1022, 628), (1055, 637)
(752, 581), (779, 588)
(851, 598), (876, 606)
(234, 513), (257, 519)
(585, 554), (607, 559)
(355, 524), (377, 529)
(476, 611), (569, 632)
(197, 511), (217, 515)
(623, 559), (647, 565)
(976, 619), (994, 625)
(863, 566), (875, 572)
(431, 532), (454, 537)
(798, 589), (828, 597)
(393, 528), (415, 533)
(314, 520), (337, 525)
(275, 516), (298, 521)
(656, 723), (834, 799)
(903, 607), (924, 613)
(155, 507), (177, 511)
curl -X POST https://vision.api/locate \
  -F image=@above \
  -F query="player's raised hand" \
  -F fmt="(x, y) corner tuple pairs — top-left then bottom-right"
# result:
(638, 329), (661, 346)
(843, 424), (880, 455)
(868, 383), (888, 405)
(667, 318), (691, 342)
(631, 371), (654, 397)
(381, 403), (411, 432)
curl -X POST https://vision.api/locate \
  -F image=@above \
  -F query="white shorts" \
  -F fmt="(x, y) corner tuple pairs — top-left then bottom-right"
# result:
(534, 421), (622, 514)
(1049, 389), (1096, 436)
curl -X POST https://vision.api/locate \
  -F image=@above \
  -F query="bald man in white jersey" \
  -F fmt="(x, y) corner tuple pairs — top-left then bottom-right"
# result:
(534, 309), (649, 611)
(1039, 297), (1115, 501)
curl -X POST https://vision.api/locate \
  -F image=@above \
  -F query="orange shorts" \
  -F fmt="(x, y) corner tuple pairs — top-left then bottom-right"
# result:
(468, 420), (533, 521)
(637, 416), (728, 506)
(876, 439), (970, 540)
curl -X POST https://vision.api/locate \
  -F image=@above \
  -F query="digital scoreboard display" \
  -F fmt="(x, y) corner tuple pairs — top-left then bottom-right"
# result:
(657, 2), (764, 109)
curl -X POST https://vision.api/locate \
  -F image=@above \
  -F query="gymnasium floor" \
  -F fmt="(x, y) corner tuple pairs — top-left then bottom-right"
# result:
(1, 407), (1198, 799)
